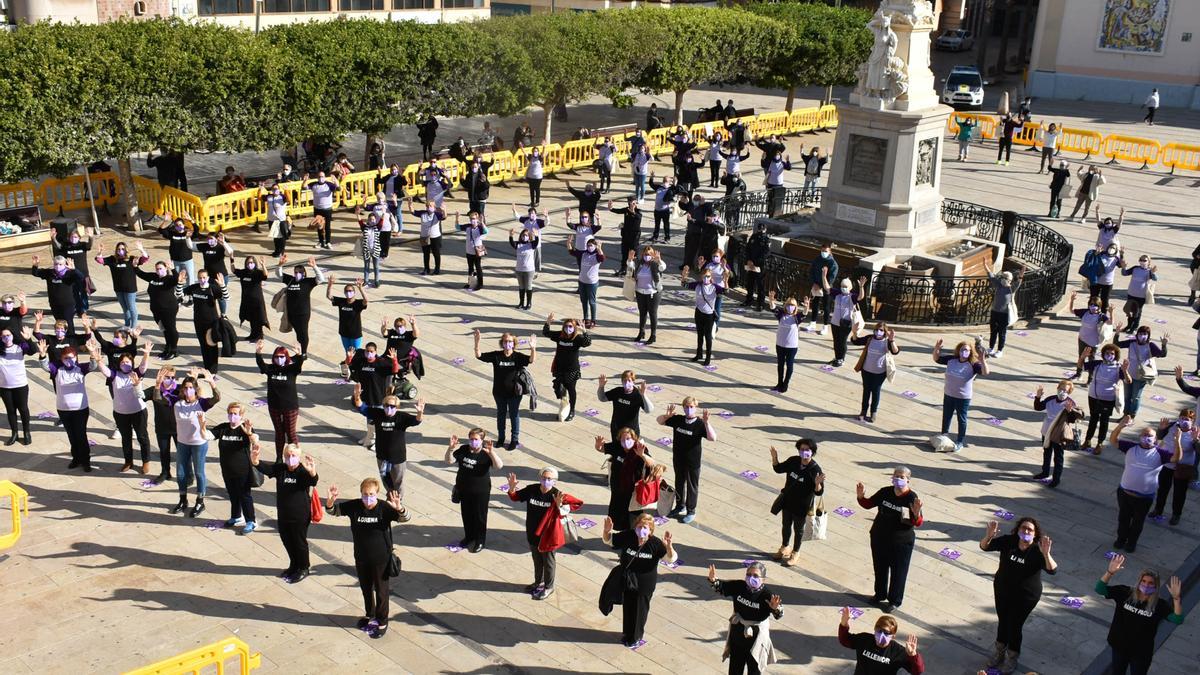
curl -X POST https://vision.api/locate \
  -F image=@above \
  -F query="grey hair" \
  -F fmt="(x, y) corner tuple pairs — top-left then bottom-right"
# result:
(745, 561), (767, 578)
(893, 465), (912, 478)
(1000, 271), (1013, 283)
(53, 255), (67, 266)
(540, 466), (559, 480)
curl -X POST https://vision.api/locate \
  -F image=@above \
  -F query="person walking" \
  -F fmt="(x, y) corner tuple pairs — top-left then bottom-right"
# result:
(134, 260), (180, 359)
(1143, 88), (1160, 125)
(857, 466), (924, 609)
(351, 386), (420, 521)
(543, 314), (590, 422)
(851, 322), (900, 423)
(0, 328), (35, 446)
(37, 340), (101, 470)
(978, 517), (1058, 673)
(474, 329), (535, 451)
(933, 338), (989, 453)
(446, 428), (504, 553)
(1108, 418), (1182, 553)
(838, 609), (923, 674)
(416, 115), (438, 160)
(251, 442), (319, 584)
(158, 370), (221, 518)
(276, 254), (325, 357)
(599, 513), (677, 648)
(255, 340), (304, 459)
(1096, 554), (1185, 673)
(506, 467), (583, 601)
(98, 342), (154, 474)
(94, 241), (149, 329)
(1116, 326), (1166, 421)
(1032, 380), (1085, 487)
(986, 261), (1022, 357)
(765, 292), (806, 394)
(656, 398), (716, 524)
(232, 256), (269, 343)
(324, 477), (403, 639)
(769, 439), (824, 567)
(629, 245), (666, 344)
(707, 561), (784, 674)
(212, 402), (261, 534)
(1078, 343), (1131, 454)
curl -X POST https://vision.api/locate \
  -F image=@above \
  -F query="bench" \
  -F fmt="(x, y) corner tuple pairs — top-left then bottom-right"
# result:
(689, 107), (756, 125)
(590, 123), (639, 140)
(0, 205), (48, 253)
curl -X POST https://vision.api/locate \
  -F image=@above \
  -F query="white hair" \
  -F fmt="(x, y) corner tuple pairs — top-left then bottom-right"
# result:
(893, 465), (912, 478)
(540, 466), (559, 480)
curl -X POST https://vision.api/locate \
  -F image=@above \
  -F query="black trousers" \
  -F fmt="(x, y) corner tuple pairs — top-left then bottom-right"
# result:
(808, 294), (830, 325)
(223, 472), (256, 522)
(466, 254), (484, 286)
(989, 309), (1009, 351)
(1090, 283), (1113, 311)
(154, 309), (179, 352)
(156, 433), (175, 477)
(60, 407), (91, 466)
(1124, 296), (1146, 329)
(421, 142), (434, 160)
(831, 322), (851, 361)
(1085, 396), (1116, 445)
(597, 164), (612, 192)
(1041, 442), (1066, 482)
(997, 138), (1013, 162)
(1116, 488), (1153, 547)
(1144, 106), (1157, 123)
(636, 291), (660, 337)
(727, 625), (763, 675)
(355, 557), (390, 624)
(870, 535), (914, 605)
(672, 457), (701, 513)
(1153, 466), (1191, 517)
(619, 240), (637, 274)
(695, 310), (716, 360)
(459, 489), (490, 545)
(421, 236), (442, 273)
(621, 589), (653, 644)
(278, 518), (311, 573)
(114, 409), (152, 464)
(291, 314), (311, 356)
(527, 178), (542, 206)
(860, 371), (887, 416)
(1111, 646), (1152, 675)
(994, 584), (1039, 651)
(0, 385), (30, 436)
(194, 320), (220, 372)
(468, 199), (487, 217)
(708, 160), (720, 187)
(780, 502), (811, 548)
(653, 210), (671, 240)
(313, 208), (333, 245)
(551, 370), (580, 412)
(744, 271), (766, 309)
(1049, 188), (1064, 217)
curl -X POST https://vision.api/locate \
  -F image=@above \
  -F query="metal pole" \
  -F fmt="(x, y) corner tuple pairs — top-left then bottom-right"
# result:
(82, 163), (101, 236)
(254, 0), (261, 35)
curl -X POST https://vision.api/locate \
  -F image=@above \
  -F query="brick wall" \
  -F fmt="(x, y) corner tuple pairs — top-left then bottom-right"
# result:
(96, 0), (172, 22)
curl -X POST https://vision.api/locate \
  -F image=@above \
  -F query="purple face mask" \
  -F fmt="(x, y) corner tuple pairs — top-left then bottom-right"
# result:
(875, 631), (892, 647)
(0, 335), (11, 346)
(55, 329), (66, 339)
(184, 387), (196, 398)
(1018, 531), (1034, 543)
(63, 357), (76, 368)
(119, 362), (133, 373)
(384, 405), (397, 416)
(745, 575), (763, 590)
(156, 267), (167, 277)
(469, 437), (482, 450)
(1138, 582), (1156, 595)
(275, 356), (287, 366)
(229, 413), (241, 425)
(112, 337), (123, 347)
(635, 526), (650, 539)
(285, 455), (300, 468)
(362, 493), (378, 507)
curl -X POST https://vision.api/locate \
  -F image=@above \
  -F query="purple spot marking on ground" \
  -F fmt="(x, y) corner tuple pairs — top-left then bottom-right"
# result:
(833, 507), (855, 517)
(1151, 395), (1167, 402)
(653, 516), (669, 526)
(1060, 597), (1085, 609)
(995, 509), (1014, 521)
(251, 399), (267, 407)
(719, 411), (734, 419)
(625, 306), (638, 313)
(1154, 318), (1168, 324)
(1105, 551), (1119, 560)
(445, 544), (463, 553)
(648, 385), (663, 393)
(408, 300), (423, 306)
(657, 437), (672, 447)
(739, 470), (759, 480)
(704, 364), (718, 372)
(581, 361), (591, 368)
(986, 417), (1004, 426)
(87, 439), (96, 447)
(497, 484), (510, 493)
(939, 548), (962, 560)
(902, 390), (919, 399)
(576, 518), (597, 530)
(1014, 330), (1029, 336)
(452, 357), (465, 366)
(820, 365), (835, 373)
(583, 408), (600, 417)
(754, 345), (770, 353)
(460, 317), (473, 323)
(36, 411), (54, 419)
(846, 607), (865, 620)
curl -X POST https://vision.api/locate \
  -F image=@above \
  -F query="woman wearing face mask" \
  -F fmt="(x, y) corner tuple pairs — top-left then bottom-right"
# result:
(1077, 344), (1131, 453)
(30, 254), (84, 334)
(445, 428), (505, 553)
(1120, 255), (1156, 331)
(543, 314), (591, 422)
(134, 261), (181, 359)
(1096, 555), (1185, 673)
(54, 228), (93, 315)
(594, 428), (657, 530)
(1033, 381), (1084, 487)
(509, 227), (540, 310)
(932, 339), (989, 453)
(212, 403), (261, 534)
(324, 477), (402, 639)
(506, 467), (583, 601)
(568, 234), (606, 329)
(195, 233), (234, 315)
(254, 340), (304, 459)
(513, 204), (548, 272)
(1094, 203), (1124, 250)
(0, 328), (36, 446)
(0, 292), (28, 338)
(352, 386), (421, 520)
(979, 517), (1058, 673)
(32, 313), (89, 367)
(769, 439), (825, 567)
(1108, 419), (1183, 553)
(1152, 405), (1200, 525)
(231, 256), (269, 342)
(766, 292), (808, 393)
(1090, 243), (1123, 311)
(628, 245), (666, 344)
(1115, 327), (1167, 421)
(708, 561), (784, 674)
(250, 442), (318, 583)
(262, 184), (291, 257)
(145, 366), (179, 484)
(597, 372), (654, 442)
(175, 268), (228, 372)
(97, 342), (153, 474)
(856, 467), (924, 609)
(985, 259), (1023, 358)
(276, 253), (325, 357)
(455, 211), (488, 291)
(1069, 290), (1115, 379)
(94, 240), (149, 329)
(680, 266), (725, 366)
(381, 315), (420, 362)
(346, 342), (400, 449)
(91, 322), (140, 374)
(565, 207), (601, 243)
(838, 609), (923, 674)
(327, 275), (368, 370)
(828, 276), (866, 367)
(37, 340), (101, 471)
(525, 147), (544, 206)
(698, 249), (732, 327)
(657, 397), (716, 524)
(407, 197), (445, 276)
(600, 513), (677, 648)
(354, 211), (383, 289)
(851, 322), (900, 423)
(474, 329), (536, 451)
(156, 369), (221, 518)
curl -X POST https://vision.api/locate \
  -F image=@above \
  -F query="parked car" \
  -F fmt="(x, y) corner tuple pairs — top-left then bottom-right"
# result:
(941, 66), (985, 110)
(935, 29), (975, 52)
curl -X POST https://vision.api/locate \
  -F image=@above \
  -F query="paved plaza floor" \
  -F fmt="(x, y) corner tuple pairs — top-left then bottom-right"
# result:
(2, 89), (1200, 674)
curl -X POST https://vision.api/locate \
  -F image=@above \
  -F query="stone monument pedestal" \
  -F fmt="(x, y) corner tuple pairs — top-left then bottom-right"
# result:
(811, 102), (955, 250)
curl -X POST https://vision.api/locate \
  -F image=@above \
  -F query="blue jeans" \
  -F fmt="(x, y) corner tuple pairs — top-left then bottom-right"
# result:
(173, 259), (195, 285)
(714, 295), (724, 326)
(1124, 379), (1149, 419)
(115, 291), (138, 328)
(493, 393), (521, 444)
(388, 202), (404, 233)
(941, 395), (971, 445)
(578, 282), (598, 321)
(776, 346), (797, 388)
(363, 257), (380, 286)
(633, 173), (647, 201)
(341, 336), (363, 351)
(73, 278), (90, 314)
(176, 441), (209, 496)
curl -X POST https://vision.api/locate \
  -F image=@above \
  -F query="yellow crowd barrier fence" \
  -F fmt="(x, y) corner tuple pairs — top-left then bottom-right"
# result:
(1058, 127), (1105, 160)
(1012, 122), (1042, 148)
(0, 181), (38, 210)
(1103, 135), (1163, 169)
(124, 637), (261, 675)
(0, 479), (28, 550)
(1160, 142), (1200, 174)
(40, 171), (123, 214)
(789, 107), (822, 133)
(946, 113), (997, 140)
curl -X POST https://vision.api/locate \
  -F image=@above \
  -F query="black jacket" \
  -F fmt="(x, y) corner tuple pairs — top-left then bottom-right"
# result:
(462, 162), (492, 201)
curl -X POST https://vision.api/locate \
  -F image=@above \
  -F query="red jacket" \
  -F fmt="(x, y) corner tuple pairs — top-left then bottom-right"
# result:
(531, 491), (584, 553)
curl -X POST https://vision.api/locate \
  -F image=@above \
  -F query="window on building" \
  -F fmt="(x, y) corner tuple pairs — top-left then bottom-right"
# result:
(262, 0), (331, 12)
(393, 0), (434, 8)
(444, 0), (483, 8)
(198, 0), (257, 14)
(340, 0), (383, 9)
(489, 2), (528, 15)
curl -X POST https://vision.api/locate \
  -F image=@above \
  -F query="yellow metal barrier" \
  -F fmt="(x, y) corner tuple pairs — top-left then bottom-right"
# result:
(1012, 121), (1042, 148)
(1160, 142), (1200, 174)
(541, 143), (564, 175)
(41, 172), (123, 215)
(0, 480), (28, 550)
(338, 169), (383, 209)
(645, 128), (670, 157)
(0, 181), (39, 211)
(560, 139), (598, 172)
(755, 111), (791, 138)
(132, 175), (164, 216)
(202, 189), (264, 233)
(788, 108), (822, 133)
(1057, 127), (1105, 160)
(124, 637), (262, 675)
(946, 113), (998, 140)
(818, 104), (839, 129)
(280, 179), (314, 219)
(1102, 134), (1162, 169)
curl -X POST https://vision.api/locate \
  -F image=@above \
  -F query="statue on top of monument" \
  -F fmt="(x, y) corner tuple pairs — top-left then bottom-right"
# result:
(854, 0), (938, 106)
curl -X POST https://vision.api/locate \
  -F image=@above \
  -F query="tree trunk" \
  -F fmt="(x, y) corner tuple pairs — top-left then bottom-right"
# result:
(994, 0), (1013, 75)
(541, 102), (554, 146)
(786, 85), (796, 113)
(117, 157), (141, 232)
(364, 133), (380, 169)
(673, 89), (686, 127)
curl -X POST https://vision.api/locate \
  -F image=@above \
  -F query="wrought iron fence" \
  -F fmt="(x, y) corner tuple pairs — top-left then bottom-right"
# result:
(714, 187), (817, 234)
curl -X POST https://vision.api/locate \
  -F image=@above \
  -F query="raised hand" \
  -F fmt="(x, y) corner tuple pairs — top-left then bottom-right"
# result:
(856, 482), (865, 499)
(598, 374), (607, 388)
(768, 595), (782, 610)
(327, 485), (339, 501)
(707, 564), (717, 583)
(1107, 553), (1125, 575)
(507, 472), (518, 491)
(1039, 536), (1052, 555)
(449, 433), (459, 448)
(986, 520), (999, 537)
(1168, 576), (1182, 599)
(594, 435), (605, 451)
(663, 531), (672, 546)
(905, 635), (918, 657)
(1036, 385), (1044, 398)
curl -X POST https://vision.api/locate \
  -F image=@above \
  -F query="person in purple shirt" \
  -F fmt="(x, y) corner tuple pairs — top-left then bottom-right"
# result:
(1107, 418), (1183, 553)
(36, 339), (101, 471)
(933, 339), (989, 453)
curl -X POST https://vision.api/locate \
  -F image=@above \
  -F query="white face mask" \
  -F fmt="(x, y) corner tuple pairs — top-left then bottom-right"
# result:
(1056, 390), (1068, 400)
(643, 255), (653, 262)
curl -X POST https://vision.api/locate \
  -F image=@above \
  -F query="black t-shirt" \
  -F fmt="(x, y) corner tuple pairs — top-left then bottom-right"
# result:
(257, 354), (303, 410)
(846, 629), (917, 675)
(161, 226), (194, 261)
(260, 462), (318, 522)
(513, 484), (559, 543)
(36, 331), (87, 366)
(101, 255), (141, 293)
(867, 487), (919, 544)
(60, 239), (92, 275)
(1104, 585), (1173, 656)
(612, 529), (667, 593)
(479, 350), (530, 397)
(332, 297), (366, 338)
(145, 383), (179, 435)
(213, 423), (253, 481)
(542, 325), (590, 375)
(181, 283), (221, 325)
(349, 352), (395, 405)
(774, 456), (823, 512)
(364, 407), (419, 463)
(283, 274), (319, 317)
(453, 445), (495, 494)
(604, 386), (646, 432)
(716, 579), (776, 622)
(986, 534), (1053, 597)
(97, 334), (139, 373)
(135, 268), (179, 315)
(384, 329), (416, 358)
(665, 414), (707, 465)
(604, 442), (651, 495)
(234, 267), (267, 302)
(196, 242), (229, 276)
(33, 267), (83, 310)
(335, 499), (400, 565)
(0, 308), (23, 337)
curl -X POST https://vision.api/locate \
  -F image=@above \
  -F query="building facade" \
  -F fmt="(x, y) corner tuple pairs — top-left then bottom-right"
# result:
(1029, 0), (1200, 108)
(6, 0), (488, 27)
(490, 0), (711, 18)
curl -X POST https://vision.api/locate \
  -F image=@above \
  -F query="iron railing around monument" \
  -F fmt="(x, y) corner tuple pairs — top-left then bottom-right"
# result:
(714, 187), (819, 234)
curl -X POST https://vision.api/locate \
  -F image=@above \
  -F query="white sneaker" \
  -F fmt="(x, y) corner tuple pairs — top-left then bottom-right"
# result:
(993, 350), (1003, 358)
(806, 322), (817, 332)
(818, 325), (827, 336)
(340, 363), (350, 378)
(557, 397), (570, 422)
